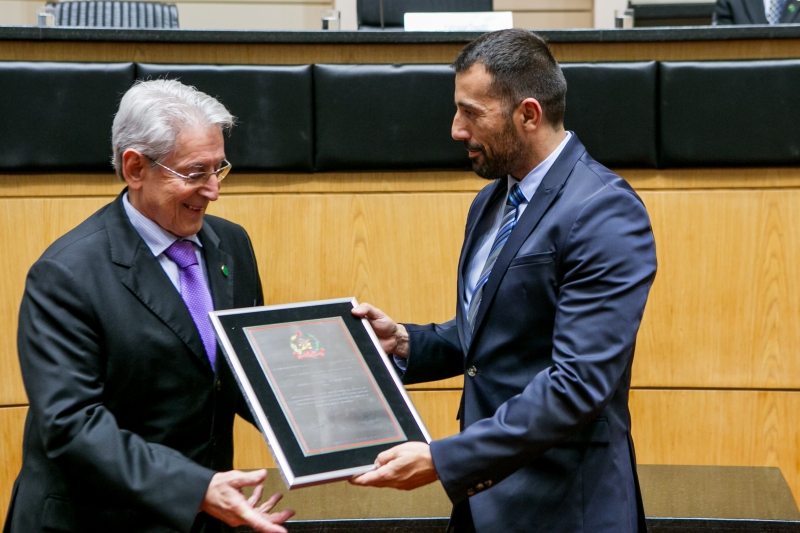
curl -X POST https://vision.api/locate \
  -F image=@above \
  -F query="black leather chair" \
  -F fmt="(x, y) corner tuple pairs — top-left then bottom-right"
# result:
(0, 61), (136, 171)
(314, 64), (468, 171)
(357, 0), (492, 29)
(136, 64), (315, 172)
(562, 61), (658, 168)
(660, 59), (800, 167)
(47, 1), (179, 28)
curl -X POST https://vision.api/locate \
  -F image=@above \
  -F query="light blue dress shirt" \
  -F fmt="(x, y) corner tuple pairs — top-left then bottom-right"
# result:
(395, 132), (572, 370)
(462, 131), (572, 315)
(122, 192), (210, 292)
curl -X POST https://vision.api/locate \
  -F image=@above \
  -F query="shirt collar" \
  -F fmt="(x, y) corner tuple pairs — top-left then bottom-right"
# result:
(122, 192), (202, 258)
(507, 131), (572, 201)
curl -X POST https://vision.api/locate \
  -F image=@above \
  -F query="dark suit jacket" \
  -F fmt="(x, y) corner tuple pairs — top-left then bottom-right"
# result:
(3, 192), (263, 533)
(714, 0), (800, 24)
(402, 136), (657, 533)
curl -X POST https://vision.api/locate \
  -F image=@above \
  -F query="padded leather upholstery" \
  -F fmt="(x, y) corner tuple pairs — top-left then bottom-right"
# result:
(562, 62), (658, 168)
(0, 62), (135, 171)
(48, 1), (179, 28)
(660, 60), (800, 167)
(357, 0), (492, 28)
(314, 64), (468, 171)
(137, 64), (314, 172)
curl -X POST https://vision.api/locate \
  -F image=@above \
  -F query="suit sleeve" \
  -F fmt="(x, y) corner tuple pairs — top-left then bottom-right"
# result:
(429, 189), (657, 504)
(18, 259), (213, 532)
(402, 319), (464, 384)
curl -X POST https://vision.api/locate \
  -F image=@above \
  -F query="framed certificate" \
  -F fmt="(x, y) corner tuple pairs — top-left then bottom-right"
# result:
(209, 297), (432, 489)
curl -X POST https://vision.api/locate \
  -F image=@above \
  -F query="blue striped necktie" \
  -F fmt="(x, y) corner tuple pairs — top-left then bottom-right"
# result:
(467, 183), (527, 332)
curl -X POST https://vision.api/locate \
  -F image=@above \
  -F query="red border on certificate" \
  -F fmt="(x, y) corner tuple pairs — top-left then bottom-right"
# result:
(244, 317), (407, 456)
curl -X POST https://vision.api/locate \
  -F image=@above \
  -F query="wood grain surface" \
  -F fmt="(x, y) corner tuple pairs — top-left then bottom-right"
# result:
(636, 189), (800, 389)
(5, 39), (800, 64)
(630, 389), (800, 505)
(0, 407), (27, 526)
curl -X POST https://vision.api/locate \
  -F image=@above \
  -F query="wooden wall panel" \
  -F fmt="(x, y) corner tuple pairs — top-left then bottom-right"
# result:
(630, 389), (800, 505)
(513, 11), (594, 30)
(0, 406), (27, 526)
(233, 415), (277, 470)
(635, 190), (800, 389)
(207, 193), (471, 326)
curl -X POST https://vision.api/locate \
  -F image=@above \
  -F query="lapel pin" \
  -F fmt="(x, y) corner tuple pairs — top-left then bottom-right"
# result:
(221, 265), (229, 277)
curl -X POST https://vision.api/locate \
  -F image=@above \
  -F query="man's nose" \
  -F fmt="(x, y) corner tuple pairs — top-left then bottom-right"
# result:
(452, 112), (469, 141)
(199, 174), (220, 201)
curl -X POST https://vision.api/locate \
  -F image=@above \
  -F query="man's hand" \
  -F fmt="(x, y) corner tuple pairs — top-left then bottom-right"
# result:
(349, 442), (438, 490)
(200, 469), (295, 533)
(351, 303), (409, 358)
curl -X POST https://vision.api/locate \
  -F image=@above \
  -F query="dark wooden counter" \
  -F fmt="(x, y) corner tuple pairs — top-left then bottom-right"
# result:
(4, 24), (800, 44)
(4, 25), (800, 63)
(239, 465), (800, 532)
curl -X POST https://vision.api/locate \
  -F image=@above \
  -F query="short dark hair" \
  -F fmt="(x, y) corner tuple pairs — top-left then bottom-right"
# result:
(453, 29), (567, 127)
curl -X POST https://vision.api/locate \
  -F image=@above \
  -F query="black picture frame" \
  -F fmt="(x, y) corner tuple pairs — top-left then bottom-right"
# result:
(210, 297), (431, 488)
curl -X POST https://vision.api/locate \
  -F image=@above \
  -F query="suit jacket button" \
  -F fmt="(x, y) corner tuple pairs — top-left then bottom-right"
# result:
(216, 380), (222, 391)
(467, 488), (475, 496)
(467, 366), (477, 377)
(485, 480), (492, 488)
(476, 483), (484, 491)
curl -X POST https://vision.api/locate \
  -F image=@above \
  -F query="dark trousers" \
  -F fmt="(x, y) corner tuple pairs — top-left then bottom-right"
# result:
(447, 499), (476, 533)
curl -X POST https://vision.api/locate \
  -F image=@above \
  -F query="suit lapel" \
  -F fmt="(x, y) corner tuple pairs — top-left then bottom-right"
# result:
(746, 0), (769, 23)
(468, 135), (586, 348)
(199, 222), (234, 313)
(457, 180), (506, 351)
(782, 0), (800, 22)
(106, 192), (211, 370)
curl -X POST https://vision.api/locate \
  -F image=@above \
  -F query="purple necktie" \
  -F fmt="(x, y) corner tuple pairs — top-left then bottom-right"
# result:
(164, 240), (216, 370)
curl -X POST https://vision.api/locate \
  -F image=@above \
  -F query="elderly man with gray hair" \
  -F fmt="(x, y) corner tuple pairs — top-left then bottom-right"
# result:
(3, 79), (293, 533)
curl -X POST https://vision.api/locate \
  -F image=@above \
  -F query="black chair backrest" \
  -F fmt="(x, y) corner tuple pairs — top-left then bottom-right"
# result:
(357, 0), (492, 28)
(48, 1), (179, 28)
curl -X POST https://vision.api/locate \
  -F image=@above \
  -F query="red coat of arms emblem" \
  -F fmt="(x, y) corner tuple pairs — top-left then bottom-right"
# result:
(289, 330), (325, 359)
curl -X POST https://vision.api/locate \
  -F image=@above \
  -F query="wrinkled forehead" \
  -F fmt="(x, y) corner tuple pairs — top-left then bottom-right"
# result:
(170, 125), (226, 162)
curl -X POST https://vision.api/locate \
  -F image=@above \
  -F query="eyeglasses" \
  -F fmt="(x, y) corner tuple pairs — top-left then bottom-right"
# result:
(146, 155), (232, 185)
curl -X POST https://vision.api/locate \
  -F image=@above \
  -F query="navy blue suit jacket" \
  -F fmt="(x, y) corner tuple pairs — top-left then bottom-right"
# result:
(402, 136), (657, 533)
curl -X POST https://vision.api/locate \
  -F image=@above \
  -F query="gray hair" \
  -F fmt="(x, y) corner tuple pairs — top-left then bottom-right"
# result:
(111, 79), (235, 179)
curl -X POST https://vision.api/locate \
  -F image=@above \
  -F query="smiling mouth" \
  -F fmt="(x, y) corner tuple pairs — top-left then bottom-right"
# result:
(465, 143), (484, 157)
(184, 204), (204, 212)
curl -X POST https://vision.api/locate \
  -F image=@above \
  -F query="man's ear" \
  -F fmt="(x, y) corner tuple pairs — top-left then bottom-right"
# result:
(121, 149), (147, 191)
(519, 98), (544, 132)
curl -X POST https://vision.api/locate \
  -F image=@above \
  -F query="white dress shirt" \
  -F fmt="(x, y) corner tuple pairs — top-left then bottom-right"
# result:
(462, 131), (572, 315)
(122, 192), (210, 292)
